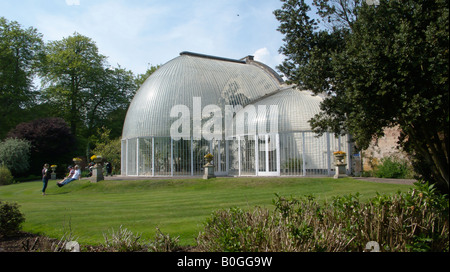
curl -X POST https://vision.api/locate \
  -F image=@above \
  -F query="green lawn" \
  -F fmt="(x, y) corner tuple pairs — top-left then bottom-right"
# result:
(0, 177), (413, 246)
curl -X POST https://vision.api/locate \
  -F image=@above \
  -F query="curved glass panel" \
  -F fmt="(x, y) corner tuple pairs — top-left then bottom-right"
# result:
(122, 53), (283, 139)
(233, 87), (324, 135)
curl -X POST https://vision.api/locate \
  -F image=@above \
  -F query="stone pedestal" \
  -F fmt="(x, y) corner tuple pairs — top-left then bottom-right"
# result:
(334, 164), (347, 179)
(51, 173), (56, 180)
(91, 165), (104, 183)
(203, 164), (215, 180)
(333, 154), (347, 179)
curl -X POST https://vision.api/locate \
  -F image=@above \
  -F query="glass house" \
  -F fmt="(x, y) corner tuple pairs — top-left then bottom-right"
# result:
(121, 52), (353, 177)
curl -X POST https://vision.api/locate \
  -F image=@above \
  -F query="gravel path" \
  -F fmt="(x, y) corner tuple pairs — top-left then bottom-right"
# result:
(99, 175), (417, 185)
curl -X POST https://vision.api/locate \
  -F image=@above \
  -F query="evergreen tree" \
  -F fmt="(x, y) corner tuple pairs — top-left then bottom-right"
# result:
(275, 0), (449, 192)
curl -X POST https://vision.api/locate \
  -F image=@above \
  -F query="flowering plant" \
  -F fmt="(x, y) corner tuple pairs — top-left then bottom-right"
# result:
(91, 155), (102, 161)
(333, 151), (346, 155)
(73, 157), (82, 162)
(51, 165), (57, 168)
(204, 153), (214, 162)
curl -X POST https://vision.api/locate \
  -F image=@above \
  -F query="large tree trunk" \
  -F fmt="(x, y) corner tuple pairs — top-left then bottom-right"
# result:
(402, 123), (449, 194)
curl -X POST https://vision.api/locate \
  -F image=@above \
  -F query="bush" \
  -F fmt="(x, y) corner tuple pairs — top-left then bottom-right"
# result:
(374, 156), (413, 179)
(102, 225), (143, 252)
(196, 182), (449, 252)
(0, 201), (26, 237)
(197, 207), (275, 252)
(0, 138), (31, 175)
(91, 127), (121, 175)
(0, 164), (14, 185)
(102, 225), (181, 252)
(7, 117), (76, 175)
(149, 227), (181, 252)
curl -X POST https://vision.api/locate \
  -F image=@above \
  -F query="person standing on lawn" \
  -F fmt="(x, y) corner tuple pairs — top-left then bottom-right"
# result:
(41, 164), (52, 196)
(57, 165), (81, 187)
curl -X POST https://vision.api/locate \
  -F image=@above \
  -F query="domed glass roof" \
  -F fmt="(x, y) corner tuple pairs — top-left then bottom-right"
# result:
(232, 87), (323, 135)
(122, 52), (283, 139)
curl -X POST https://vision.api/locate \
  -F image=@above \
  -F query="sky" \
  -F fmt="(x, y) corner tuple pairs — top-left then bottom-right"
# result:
(1, 0), (289, 75)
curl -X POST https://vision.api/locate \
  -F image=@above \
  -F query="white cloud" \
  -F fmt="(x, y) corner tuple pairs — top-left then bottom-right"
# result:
(254, 47), (270, 62)
(65, 0), (80, 6)
(253, 47), (285, 71)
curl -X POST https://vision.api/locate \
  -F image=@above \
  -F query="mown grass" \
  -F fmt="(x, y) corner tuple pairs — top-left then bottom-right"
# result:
(0, 177), (412, 246)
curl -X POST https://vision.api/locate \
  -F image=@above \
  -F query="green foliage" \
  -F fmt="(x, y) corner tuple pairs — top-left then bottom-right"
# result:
(39, 33), (137, 139)
(0, 17), (44, 139)
(102, 225), (181, 252)
(374, 156), (413, 179)
(91, 127), (121, 174)
(1, 17), (160, 173)
(7, 117), (76, 175)
(102, 225), (144, 252)
(134, 65), (161, 90)
(149, 227), (181, 252)
(197, 182), (449, 252)
(197, 207), (274, 252)
(0, 164), (14, 185)
(0, 138), (31, 175)
(275, 0), (449, 193)
(0, 201), (25, 236)
(39, 32), (106, 136)
(0, 177), (412, 246)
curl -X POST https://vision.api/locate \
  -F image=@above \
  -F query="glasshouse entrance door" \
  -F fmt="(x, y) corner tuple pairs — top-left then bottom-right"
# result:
(257, 134), (280, 176)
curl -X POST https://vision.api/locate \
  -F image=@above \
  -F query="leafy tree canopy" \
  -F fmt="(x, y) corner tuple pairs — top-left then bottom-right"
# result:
(275, 0), (449, 192)
(39, 33), (138, 142)
(0, 17), (162, 174)
(7, 117), (76, 175)
(0, 17), (43, 138)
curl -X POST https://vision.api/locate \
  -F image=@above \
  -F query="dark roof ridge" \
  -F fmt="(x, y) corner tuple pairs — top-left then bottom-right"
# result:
(179, 51), (246, 64)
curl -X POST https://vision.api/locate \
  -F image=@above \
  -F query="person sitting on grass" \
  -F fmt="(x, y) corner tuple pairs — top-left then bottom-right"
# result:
(58, 165), (81, 187)
(59, 166), (74, 184)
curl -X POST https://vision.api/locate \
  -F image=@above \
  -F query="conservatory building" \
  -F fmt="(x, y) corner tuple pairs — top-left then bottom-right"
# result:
(121, 52), (353, 177)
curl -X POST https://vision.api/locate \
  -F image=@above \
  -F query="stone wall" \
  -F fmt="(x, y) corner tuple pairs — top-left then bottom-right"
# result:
(361, 126), (408, 171)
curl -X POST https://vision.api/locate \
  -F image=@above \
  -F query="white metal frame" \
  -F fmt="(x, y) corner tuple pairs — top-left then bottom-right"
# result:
(121, 132), (351, 177)
(256, 134), (280, 176)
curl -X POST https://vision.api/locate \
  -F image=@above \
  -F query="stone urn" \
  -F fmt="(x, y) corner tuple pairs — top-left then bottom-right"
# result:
(94, 158), (103, 164)
(51, 165), (57, 180)
(91, 155), (104, 183)
(203, 153), (215, 180)
(333, 152), (347, 179)
(73, 158), (82, 166)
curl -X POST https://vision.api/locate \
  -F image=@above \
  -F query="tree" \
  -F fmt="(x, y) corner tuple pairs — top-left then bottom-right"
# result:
(275, 0), (449, 192)
(134, 64), (160, 90)
(39, 33), (138, 144)
(7, 117), (76, 174)
(39, 32), (107, 137)
(83, 65), (137, 138)
(96, 65), (159, 140)
(0, 17), (43, 139)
